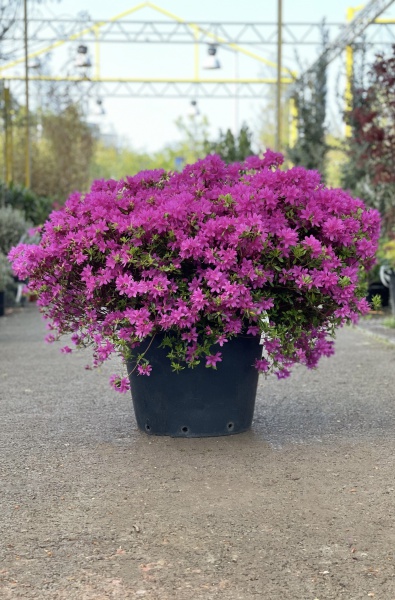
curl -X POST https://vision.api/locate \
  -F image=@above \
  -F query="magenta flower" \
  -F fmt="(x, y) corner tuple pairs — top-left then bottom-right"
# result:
(323, 217), (345, 241)
(109, 375), (130, 393)
(255, 358), (270, 372)
(191, 288), (206, 310)
(137, 364), (152, 376)
(276, 368), (291, 380)
(182, 328), (198, 343)
(205, 353), (223, 368)
(60, 345), (72, 354)
(302, 235), (322, 258)
(279, 228), (299, 249)
(247, 326), (260, 336)
(215, 334), (228, 346)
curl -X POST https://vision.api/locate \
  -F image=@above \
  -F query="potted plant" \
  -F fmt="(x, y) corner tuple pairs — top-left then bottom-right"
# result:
(9, 151), (380, 436)
(366, 263), (390, 308)
(0, 252), (13, 317)
(381, 239), (395, 316)
(0, 205), (33, 314)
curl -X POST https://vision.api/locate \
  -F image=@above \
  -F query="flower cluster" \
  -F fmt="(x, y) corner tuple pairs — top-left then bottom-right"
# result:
(9, 151), (380, 391)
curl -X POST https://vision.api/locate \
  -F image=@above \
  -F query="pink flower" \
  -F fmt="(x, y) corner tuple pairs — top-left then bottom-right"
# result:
(182, 328), (198, 343)
(215, 334), (228, 346)
(60, 346), (72, 354)
(191, 288), (206, 310)
(137, 364), (152, 376)
(247, 326), (260, 336)
(255, 358), (270, 372)
(279, 228), (299, 250)
(302, 235), (322, 258)
(205, 352), (222, 368)
(275, 368), (291, 379)
(323, 217), (345, 241)
(109, 375), (130, 393)
(356, 238), (376, 259)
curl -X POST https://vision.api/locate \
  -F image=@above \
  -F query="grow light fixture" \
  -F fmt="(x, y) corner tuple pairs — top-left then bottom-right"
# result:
(75, 44), (91, 68)
(203, 44), (221, 70)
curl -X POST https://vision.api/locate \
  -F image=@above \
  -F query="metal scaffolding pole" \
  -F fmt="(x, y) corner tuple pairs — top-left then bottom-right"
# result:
(4, 87), (13, 185)
(276, 0), (283, 152)
(23, 0), (31, 188)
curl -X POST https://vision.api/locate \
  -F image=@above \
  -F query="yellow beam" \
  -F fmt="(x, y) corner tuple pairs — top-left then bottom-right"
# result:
(289, 97), (298, 148)
(3, 75), (294, 83)
(4, 87), (13, 185)
(345, 44), (353, 137)
(345, 6), (363, 138)
(275, 0), (283, 152)
(23, 0), (31, 189)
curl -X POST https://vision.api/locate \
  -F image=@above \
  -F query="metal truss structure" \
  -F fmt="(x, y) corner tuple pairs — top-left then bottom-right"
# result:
(297, 0), (395, 80)
(288, 0), (395, 137)
(0, 2), (297, 103)
(1, 0), (395, 102)
(2, 77), (286, 100)
(2, 0), (395, 188)
(5, 18), (395, 48)
(2, 18), (371, 47)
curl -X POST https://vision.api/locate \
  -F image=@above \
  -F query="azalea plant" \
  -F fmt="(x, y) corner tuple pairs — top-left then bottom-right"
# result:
(9, 151), (380, 392)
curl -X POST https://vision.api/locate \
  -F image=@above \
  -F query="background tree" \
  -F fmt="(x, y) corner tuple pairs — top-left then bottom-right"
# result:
(204, 124), (254, 163)
(90, 140), (156, 182)
(325, 133), (347, 188)
(0, 204), (33, 307)
(90, 113), (211, 178)
(0, 0), (19, 59)
(174, 113), (211, 163)
(32, 103), (95, 200)
(287, 25), (329, 175)
(1, 99), (95, 203)
(0, 205), (31, 255)
(0, 182), (53, 226)
(341, 38), (369, 193)
(342, 44), (395, 234)
(257, 91), (289, 152)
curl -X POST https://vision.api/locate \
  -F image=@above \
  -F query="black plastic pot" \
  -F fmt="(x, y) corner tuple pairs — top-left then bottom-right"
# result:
(0, 291), (4, 317)
(366, 281), (389, 307)
(127, 334), (262, 437)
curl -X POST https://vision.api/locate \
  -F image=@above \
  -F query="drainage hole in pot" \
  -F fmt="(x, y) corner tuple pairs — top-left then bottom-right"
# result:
(145, 423), (151, 432)
(227, 422), (234, 430)
(181, 426), (189, 433)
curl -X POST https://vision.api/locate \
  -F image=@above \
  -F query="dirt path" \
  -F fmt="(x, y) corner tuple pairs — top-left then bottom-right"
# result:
(1, 306), (395, 599)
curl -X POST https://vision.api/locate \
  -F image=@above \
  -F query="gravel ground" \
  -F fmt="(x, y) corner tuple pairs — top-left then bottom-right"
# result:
(1, 305), (395, 599)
